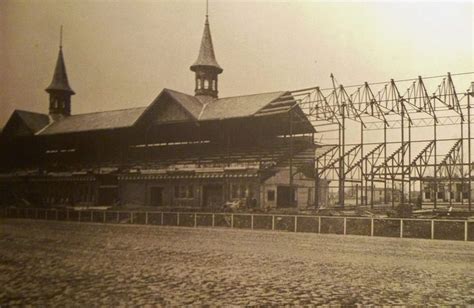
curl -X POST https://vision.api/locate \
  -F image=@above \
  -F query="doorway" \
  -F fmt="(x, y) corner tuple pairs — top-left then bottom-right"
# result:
(277, 185), (296, 208)
(150, 187), (164, 206)
(202, 184), (223, 208)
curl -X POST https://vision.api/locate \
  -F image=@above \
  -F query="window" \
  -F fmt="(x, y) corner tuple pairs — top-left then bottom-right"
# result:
(204, 79), (209, 89)
(425, 191), (431, 199)
(231, 184), (250, 199)
(267, 190), (275, 201)
(174, 185), (194, 199)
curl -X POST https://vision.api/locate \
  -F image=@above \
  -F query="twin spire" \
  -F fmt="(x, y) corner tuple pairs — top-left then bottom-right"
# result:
(45, 5), (223, 118)
(45, 26), (74, 119)
(190, 7), (223, 98)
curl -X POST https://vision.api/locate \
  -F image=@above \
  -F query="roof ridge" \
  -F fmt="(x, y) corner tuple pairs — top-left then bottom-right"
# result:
(218, 90), (286, 100)
(163, 88), (203, 104)
(66, 106), (148, 117)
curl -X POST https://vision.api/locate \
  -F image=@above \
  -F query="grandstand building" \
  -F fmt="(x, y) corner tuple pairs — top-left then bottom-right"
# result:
(0, 15), (319, 209)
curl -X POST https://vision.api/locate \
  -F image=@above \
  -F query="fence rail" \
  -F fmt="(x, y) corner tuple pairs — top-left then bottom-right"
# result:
(1, 207), (473, 242)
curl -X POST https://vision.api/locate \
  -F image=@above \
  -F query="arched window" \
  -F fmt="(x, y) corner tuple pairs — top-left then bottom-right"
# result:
(204, 79), (209, 89)
(212, 80), (217, 90)
(197, 78), (202, 89)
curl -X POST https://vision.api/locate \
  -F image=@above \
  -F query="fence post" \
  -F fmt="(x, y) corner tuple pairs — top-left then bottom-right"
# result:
(194, 213), (197, 227)
(272, 215), (275, 231)
(91, 211), (94, 222)
(343, 217), (347, 235)
(318, 216), (321, 234)
(78, 211), (81, 222)
(55, 209), (58, 220)
(465, 221), (468, 242)
(103, 211), (106, 223)
(294, 216), (298, 232)
(370, 218), (374, 237)
(231, 214), (234, 228)
(400, 219), (404, 238)
(161, 212), (164, 225)
(145, 212), (148, 225)
(177, 213), (180, 226)
(431, 220), (435, 240)
(212, 213), (215, 227)
(66, 208), (69, 221)
(251, 215), (254, 230)
(116, 211), (120, 223)
(131, 212), (134, 224)
(45, 210), (48, 220)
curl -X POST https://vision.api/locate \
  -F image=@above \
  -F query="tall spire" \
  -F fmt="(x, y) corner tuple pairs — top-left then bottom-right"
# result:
(190, 4), (223, 98)
(190, 16), (223, 74)
(46, 27), (75, 95)
(45, 27), (75, 119)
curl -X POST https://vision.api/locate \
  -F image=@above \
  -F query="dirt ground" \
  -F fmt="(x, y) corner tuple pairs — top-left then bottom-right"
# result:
(0, 219), (473, 305)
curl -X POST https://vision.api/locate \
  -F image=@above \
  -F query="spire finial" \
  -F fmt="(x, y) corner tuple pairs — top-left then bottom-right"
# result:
(60, 25), (63, 49)
(206, 0), (209, 17)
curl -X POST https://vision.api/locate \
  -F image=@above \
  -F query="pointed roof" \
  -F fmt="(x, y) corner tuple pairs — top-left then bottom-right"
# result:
(190, 16), (223, 74)
(45, 47), (75, 94)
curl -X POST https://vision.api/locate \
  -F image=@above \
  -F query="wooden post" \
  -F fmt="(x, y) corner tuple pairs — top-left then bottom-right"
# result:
(370, 218), (374, 236)
(131, 212), (134, 224)
(161, 212), (164, 225)
(343, 217), (347, 235)
(103, 211), (106, 223)
(145, 212), (148, 225)
(194, 213), (197, 227)
(231, 214), (234, 228)
(272, 215), (275, 231)
(400, 219), (404, 238)
(78, 211), (81, 222)
(45, 210), (48, 220)
(66, 208), (69, 221)
(251, 215), (254, 230)
(177, 212), (180, 226)
(90, 211), (93, 222)
(294, 216), (298, 232)
(212, 214), (215, 227)
(431, 220), (435, 240)
(465, 221), (468, 242)
(55, 209), (58, 220)
(318, 216), (321, 234)
(116, 211), (119, 223)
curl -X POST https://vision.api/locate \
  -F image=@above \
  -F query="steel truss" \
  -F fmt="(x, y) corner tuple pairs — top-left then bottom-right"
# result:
(287, 72), (474, 211)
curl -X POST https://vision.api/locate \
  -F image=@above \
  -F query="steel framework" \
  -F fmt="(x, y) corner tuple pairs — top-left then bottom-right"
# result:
(287, 72), (474, 211)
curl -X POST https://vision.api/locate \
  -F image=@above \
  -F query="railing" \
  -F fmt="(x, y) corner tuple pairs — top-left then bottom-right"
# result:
(1, 207), (473, 242)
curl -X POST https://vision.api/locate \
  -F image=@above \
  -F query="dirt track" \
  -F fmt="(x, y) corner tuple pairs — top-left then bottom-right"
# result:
(0, 219), (473, 305)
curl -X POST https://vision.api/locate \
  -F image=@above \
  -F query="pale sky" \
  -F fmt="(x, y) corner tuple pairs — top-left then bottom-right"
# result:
(1, 0), (473, 132)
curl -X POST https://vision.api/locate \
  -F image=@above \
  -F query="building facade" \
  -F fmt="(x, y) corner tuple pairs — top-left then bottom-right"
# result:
(0, 16), (319, 210)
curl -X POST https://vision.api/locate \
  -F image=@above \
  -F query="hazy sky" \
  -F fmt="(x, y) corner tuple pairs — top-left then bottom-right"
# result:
(1, 0), (473, 130)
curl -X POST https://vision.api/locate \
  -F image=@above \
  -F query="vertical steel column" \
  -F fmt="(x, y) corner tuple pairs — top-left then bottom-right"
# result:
(339, 103), (346, 208)
(401, 105), (405, 205)
(289, 110), (294, 207)
(361, 122), (364, 206)
(434, 107), (438, 210)
(408, 122), (412, 205)
(461, 121), (464, 206)
(468, 92), (472, 211)
(384, 123), (388, 205)
(315, 167), (320, 209)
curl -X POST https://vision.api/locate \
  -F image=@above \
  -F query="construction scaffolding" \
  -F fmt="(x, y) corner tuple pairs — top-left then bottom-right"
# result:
(287, 72), (474, 212)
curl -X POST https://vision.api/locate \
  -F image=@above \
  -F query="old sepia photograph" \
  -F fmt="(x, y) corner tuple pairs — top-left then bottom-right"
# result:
(0, 0), (473, 306)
